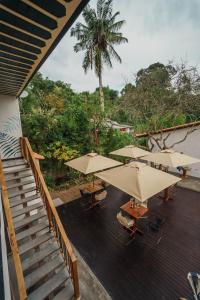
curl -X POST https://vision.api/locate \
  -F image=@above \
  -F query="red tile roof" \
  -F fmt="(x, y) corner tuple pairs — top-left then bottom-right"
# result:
(135, 121), (200, 138)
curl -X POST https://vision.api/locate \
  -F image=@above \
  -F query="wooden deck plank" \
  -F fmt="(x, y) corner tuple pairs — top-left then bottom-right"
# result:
(57, 186), (200, 300)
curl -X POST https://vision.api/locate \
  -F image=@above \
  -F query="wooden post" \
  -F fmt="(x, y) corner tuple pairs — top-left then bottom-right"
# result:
(72, 260), (80, 300)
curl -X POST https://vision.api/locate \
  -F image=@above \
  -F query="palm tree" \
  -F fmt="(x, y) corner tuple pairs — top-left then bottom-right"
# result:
(71, 0), (128, 112)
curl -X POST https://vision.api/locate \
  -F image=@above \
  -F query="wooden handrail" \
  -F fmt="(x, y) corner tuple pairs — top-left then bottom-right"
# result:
(20, 137), (80, 299)
(0, 158), (27, 300)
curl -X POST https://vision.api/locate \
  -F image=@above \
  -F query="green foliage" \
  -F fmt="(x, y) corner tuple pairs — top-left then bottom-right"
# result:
(20, 72), (130, 187)
(44, 142), (79, 161)
(21, 60), (200, 188)
(119, 62), (200, 132)
(98, 129), (134, 155)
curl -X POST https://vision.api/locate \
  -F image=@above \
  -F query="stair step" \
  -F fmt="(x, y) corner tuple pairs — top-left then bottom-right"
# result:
(9, 187), (36, 199)
(10, 194), (41, 208)
(53, 281), (74, 300)
(7, 180), (35, 190)
(25, 256), (64, 290)
(14, 210), (46, 230)
(16, 221), (49, 242)
(3, 158), (26, 168)
(28, 269), (69, 300)
(22, 242), (59, 272)
(19, 231), (53, 255)
(4, 166), (29, 175)
(6, 173), (33, 182)
(12, 202), (43, 218)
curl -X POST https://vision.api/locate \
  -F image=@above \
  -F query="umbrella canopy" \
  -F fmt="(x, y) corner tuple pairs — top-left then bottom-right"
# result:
(142, 149), (200, 168)
(65, 152), (122, 175)
(96, 162), (181, 202)
(110, 145), (150, 159)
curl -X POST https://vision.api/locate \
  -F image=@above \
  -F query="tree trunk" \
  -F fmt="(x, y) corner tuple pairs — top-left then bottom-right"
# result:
(98, 70), (105, 112)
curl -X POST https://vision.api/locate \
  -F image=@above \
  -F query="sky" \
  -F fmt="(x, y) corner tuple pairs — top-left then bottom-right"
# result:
(40, 0), (200, 93)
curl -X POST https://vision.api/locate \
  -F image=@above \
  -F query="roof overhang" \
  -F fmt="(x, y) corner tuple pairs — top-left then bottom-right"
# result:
(0, 0), (90, 97)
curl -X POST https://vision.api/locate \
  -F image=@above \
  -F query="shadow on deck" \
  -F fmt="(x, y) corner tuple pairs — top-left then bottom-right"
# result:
(57, 186), (200, 300)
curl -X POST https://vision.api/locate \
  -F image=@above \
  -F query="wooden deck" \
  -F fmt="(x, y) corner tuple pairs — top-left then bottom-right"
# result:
(57, 186), (200, 300)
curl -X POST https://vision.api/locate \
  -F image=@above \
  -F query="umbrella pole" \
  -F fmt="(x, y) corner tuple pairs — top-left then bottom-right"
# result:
(93, 174), (95, 187)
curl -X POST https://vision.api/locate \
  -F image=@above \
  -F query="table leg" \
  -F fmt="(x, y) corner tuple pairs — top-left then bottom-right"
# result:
(159, 187), (173, 201)
(182, 169), (188, 179)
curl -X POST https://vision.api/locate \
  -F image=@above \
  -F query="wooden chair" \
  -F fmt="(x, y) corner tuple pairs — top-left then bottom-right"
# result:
(80, 188), (91, 198)
(149, 217), (166, 232)
(85, 190), (107, 210)
(117, 211), (137, 238)
(80, 188), (91, 208)
(95, 190), (107, 202)
(93, 190), (107, 208)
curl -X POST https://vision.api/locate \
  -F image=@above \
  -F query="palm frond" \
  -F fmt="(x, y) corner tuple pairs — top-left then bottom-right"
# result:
(109, 20), (126, 31)
(102, 49), (113, 68)
(82, 50), (92, 73)
(82, 6), (97, 26)
(108, 33), (128, 45)
(71, 23), (89, 39)
(108, 11), (120, 24)
(74, 41), (88, 52)
(108, 45), (122, 64)
(97, 0), (105, 18)
(102, 0), (113, 20)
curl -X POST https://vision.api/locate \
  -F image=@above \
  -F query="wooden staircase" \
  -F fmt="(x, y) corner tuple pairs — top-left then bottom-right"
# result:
(0, 138), (80, 300)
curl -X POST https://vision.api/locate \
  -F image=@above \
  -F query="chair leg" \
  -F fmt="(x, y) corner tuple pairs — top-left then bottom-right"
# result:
(125, 238), (135, 246)
(136, 228), (144, 235)
(125, 233), (136, 246)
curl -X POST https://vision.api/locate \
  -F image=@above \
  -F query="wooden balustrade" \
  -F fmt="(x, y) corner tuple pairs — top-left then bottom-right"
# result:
(0, 158), (27, 300)
(20, 137), (80, 299)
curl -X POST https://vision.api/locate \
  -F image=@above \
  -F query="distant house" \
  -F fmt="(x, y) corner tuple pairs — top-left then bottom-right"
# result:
(136, 121), (200, 178)
(104, 119), (134, 134)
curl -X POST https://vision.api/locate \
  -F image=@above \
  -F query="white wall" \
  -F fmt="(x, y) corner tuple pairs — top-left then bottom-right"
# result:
(148, 126), (200, 178)
(0, 95), (22, 159)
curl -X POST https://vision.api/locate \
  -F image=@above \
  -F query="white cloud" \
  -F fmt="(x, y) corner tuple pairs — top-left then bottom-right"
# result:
(40, 0), (200, 92)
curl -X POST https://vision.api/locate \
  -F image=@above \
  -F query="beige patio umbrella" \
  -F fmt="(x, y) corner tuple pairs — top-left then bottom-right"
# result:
(110, 145), (150, 159)
(95, 162), (181, 202)
(65, 152), (122, 175)
(142, 149), (200, 168)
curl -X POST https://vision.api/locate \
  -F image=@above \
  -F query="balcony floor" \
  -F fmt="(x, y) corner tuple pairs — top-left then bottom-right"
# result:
(57, 186), (200, 300)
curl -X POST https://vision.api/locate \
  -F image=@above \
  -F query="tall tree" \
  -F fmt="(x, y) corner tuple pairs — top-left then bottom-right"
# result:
(71, 0), (128, 112)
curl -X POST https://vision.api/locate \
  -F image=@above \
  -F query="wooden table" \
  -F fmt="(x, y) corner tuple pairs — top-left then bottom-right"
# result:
(83, 183), (104, 209)
(84, 183), (103, 194)
(120, 201), (148, 220)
